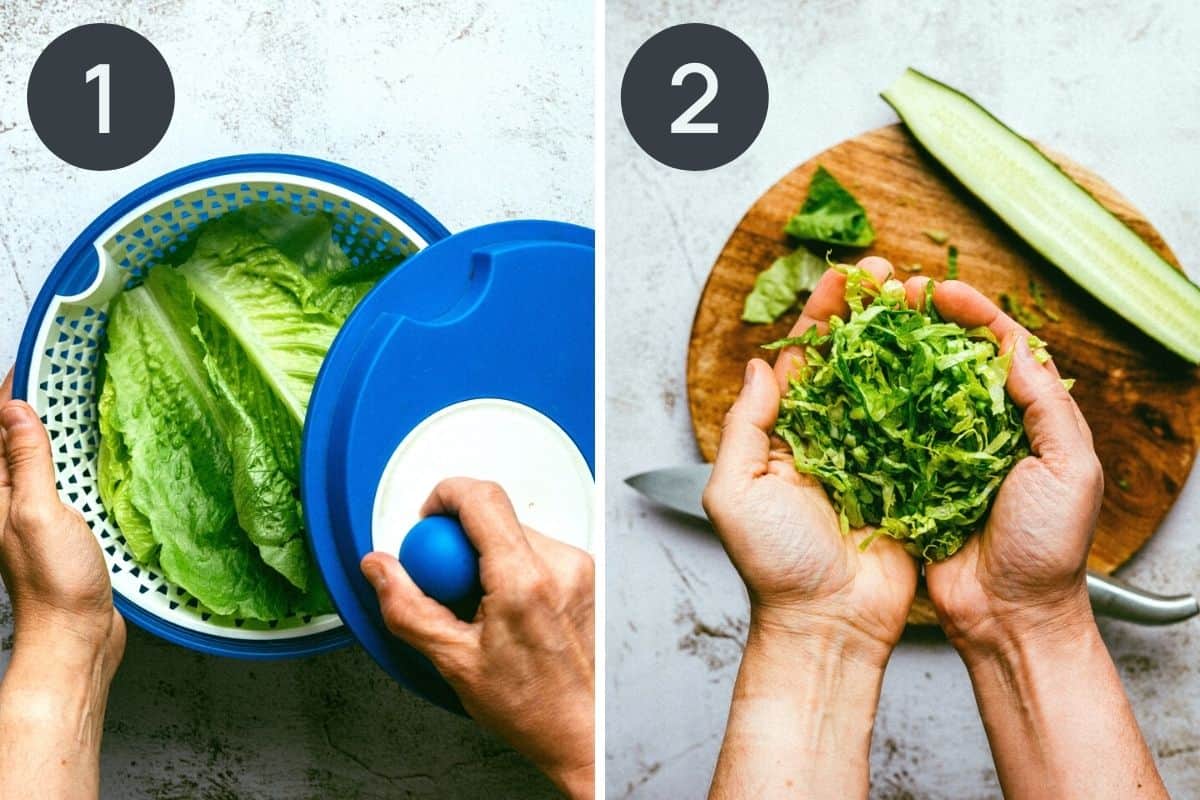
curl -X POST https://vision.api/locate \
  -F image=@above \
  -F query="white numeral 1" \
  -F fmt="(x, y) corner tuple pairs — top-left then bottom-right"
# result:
(670, 62), (719, 135)
(85, 63), (111, 135)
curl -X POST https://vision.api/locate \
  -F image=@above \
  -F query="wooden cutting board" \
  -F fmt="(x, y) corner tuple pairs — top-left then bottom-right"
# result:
(687, 123), (1200, 625)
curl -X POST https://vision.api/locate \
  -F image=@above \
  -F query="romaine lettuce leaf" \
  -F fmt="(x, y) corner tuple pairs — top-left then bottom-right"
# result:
(97, 206), (399, 618)
(742, 248), (826, 323)
(99, 269), (309, 619)
(784, 166), (876, 247)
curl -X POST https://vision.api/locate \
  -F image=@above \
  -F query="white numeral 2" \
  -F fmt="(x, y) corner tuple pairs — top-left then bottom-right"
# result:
(85, 63), (111, 135)
(670, 62), (719, 135)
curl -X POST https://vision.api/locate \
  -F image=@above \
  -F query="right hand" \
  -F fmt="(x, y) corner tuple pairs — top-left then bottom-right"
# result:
(702, 259), (918, 664)
(921, 280), (1103, 654)
(361, 478), (594, 800)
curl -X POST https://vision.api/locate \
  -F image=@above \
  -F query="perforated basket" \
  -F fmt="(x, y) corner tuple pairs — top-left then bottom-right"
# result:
(12, 155), (450, 658)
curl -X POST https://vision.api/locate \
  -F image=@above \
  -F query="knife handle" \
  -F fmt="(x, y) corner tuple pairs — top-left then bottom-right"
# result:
(1087, 571), (1199, 625)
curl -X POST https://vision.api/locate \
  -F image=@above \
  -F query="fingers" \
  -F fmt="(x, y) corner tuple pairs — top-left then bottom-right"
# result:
(0, 372), (15, 493)
(707, 359), (779, 497)
(931, 280), (1027, 344)
(523, 527), (595, 595)
(929, 281), (1091, 453)
(361, 552), (474, 659)
(0, 401), (60, 522)
(773, 258), (895, 389)
(419, 478), (531, 558)
(1005, 335), (1091, 461)
(903, 275), (933, 310)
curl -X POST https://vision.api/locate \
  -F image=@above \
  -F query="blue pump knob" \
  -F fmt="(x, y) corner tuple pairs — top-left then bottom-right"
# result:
(398, 515), (482, 619)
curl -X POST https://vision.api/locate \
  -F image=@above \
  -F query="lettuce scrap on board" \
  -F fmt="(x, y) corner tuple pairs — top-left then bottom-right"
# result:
(765, 266), (1051, 562)
(98, 205), (403, 620)
(743, 166), (876, 324)
(784, 166), (876, 247)
(741, 248), (826, 323)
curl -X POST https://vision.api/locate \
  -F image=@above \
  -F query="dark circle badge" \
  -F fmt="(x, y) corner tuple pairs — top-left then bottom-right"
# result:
(28, 24), (174, 171)
(620, 24), (768, 171)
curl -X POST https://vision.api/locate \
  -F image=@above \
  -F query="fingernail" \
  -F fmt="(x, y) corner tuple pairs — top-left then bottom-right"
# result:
(743, 360), (758, 388)
(0, 403), (28, 431)
(361, 560), (386, 590)
(1013, 335), (1031, 361)
(0, 402), (33, 434)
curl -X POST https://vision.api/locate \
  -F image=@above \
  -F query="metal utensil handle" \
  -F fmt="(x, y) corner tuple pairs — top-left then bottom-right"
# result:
(1087, 571), (1199, 625)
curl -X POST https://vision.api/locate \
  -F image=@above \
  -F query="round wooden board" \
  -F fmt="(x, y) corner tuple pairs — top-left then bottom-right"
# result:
(687, 123), (1200, 625)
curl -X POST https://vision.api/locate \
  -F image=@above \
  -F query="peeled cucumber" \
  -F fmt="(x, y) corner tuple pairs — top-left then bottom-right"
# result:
(882, 68), (1200, 363)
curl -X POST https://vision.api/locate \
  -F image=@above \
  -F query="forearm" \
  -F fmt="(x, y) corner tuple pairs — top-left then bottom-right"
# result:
(0, 640), (116, 800)
(958, 602), (1166, 799)
(710, 616), (888, 800)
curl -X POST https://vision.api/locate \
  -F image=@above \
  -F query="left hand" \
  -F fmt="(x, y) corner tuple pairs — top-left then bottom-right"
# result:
(0, 372), (125, 670)
(0, 371), (125, 800)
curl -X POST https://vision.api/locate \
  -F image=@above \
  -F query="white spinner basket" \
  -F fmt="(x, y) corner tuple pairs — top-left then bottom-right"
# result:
(13, 155), (449, 658)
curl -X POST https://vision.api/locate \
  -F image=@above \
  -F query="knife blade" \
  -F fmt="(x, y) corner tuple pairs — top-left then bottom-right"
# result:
(626, 464), (1199, 626)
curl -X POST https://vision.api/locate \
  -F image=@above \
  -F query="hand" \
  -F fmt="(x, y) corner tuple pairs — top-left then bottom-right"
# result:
(0, 372), (125, 800)
(0, 375), (125, 666)
(361, 478), (594, 799)
(706, 259), (918, 798)
(912, 281), (1166, 799)
(919, 279), (1103, 654)
(702, 258), (918, 663)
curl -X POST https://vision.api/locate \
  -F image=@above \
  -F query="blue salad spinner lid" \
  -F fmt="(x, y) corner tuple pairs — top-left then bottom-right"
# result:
(302, 220), (594, 713)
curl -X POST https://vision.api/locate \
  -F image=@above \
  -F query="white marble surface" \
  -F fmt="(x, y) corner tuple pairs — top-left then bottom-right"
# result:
(0, 1), (591, 797)
(605, 2), (1200, 798)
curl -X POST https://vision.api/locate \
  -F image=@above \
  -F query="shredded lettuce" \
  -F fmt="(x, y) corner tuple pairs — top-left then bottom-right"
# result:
(769, 266), (1032, 562)
(784, 166), (875, 247)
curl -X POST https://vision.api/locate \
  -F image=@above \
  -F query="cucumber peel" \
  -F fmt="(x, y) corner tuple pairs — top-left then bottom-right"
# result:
(882, 68), (1200, 363)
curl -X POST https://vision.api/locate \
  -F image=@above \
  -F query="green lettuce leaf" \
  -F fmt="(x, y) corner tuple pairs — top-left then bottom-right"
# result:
(784, 166), (875, 247)
(98, 269), (310, 619)
(97, 206), (399, 618)
(97, 379), (156, 562)
(742, 248), (826, 323)
(179, 225), (343, 424)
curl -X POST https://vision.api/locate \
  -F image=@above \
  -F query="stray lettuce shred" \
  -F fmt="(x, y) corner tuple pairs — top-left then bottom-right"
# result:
(946, 245), (959, 279)
(742, 248), (826, 323)
(768, 266), (1031, 562)
(1028, 280), (1062, 322)
(923, 229), (950, 245)
(784, 166), (876, 247)
(999, 291), (1045, 330)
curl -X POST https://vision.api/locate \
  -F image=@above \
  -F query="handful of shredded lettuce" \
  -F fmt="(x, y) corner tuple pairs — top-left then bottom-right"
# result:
(768, 267), (1029, 561)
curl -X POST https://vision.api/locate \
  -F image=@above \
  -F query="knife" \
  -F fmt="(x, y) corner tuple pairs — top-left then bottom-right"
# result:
(626, 464), (1199, 626)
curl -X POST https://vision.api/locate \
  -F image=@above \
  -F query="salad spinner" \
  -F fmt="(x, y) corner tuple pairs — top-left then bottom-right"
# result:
(13, 155), (594, 711)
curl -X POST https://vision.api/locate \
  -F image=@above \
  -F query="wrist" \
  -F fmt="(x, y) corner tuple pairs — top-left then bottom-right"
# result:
(0, 645), (114, 748)
(947, 585), (1095, 670)
(749, 601), (896, 672)
(710, 604), (887, 798)
(6, 612), (124, 701)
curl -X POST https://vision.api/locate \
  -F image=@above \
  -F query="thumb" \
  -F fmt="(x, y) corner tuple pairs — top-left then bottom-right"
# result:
(361, 552), (474, 661)
(0, 401), (60, 514)
(1005, 336), (1088, 460)
(709, 359), (779, 489)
